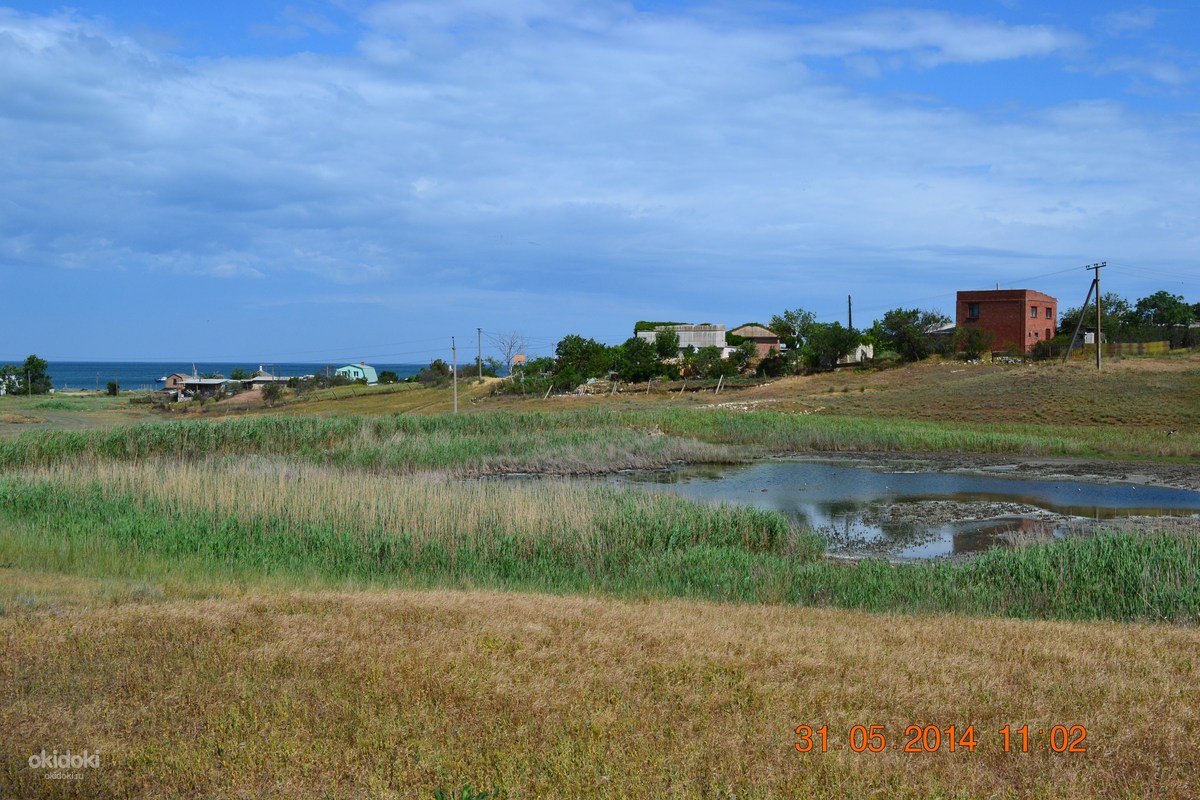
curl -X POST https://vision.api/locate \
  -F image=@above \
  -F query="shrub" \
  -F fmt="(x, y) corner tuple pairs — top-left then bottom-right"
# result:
(261, 382), (284, 405)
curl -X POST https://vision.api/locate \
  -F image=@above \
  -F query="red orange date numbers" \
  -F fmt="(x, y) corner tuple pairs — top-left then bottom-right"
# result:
(794, 724), (1087, 754)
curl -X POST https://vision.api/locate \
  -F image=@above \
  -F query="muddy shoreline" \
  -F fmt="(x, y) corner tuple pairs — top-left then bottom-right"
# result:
(778, 451), (1200, 492)
(772, 452), (1200, 555)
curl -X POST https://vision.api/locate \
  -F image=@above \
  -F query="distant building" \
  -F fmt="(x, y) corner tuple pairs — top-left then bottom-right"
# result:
(728, 324), (781, 358)
(336, 362), (378, 385)
(956, 289), (1058, 353)
(837, 343), (874, 365)
(181, 378), (230, 398)
(635, 323), (726, 354)
(161, 373), (191, 392)
(244, 366), (292, 388)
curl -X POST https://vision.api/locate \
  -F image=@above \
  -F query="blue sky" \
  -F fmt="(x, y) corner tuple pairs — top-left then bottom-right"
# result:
(2, 1), (1198, 362)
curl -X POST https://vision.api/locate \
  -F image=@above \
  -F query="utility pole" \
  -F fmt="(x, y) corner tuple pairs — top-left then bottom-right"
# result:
(848, 295), (853, 330)
(477, 327), (482, 379)
(452, 336), (458, 414)
(1062, 261), (1106, 369)
(1088, 262), (1105, 371)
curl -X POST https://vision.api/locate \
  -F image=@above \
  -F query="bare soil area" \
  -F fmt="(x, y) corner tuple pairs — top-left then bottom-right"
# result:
(788, 453), (1200, 550)
(810, 451), (1200, 491)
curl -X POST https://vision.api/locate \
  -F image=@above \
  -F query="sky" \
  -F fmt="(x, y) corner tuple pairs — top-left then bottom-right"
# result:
(2, 0), (1198, 362)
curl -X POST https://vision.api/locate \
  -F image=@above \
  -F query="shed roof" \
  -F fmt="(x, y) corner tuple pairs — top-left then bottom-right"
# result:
(730, 324), (778, 339)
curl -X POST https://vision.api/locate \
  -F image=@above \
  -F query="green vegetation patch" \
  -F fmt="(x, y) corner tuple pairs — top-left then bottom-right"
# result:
(3, 406), (1194, 475)
(2, 467), (1196, 623)
(0, 472), (819, 598)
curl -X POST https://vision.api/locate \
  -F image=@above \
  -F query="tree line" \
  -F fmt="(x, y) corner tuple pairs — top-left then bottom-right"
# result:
(476, 288), (1197, 392)
(1053, 290), (1199, 351)
(0, 355), (51, 395)
(479, 307), (962, 393)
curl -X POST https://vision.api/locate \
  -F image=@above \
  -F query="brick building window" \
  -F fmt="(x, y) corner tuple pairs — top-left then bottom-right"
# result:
(1030, 306), (1038, 317)
(967, 303), (980, 319)
(1045, 308), (1053, 319)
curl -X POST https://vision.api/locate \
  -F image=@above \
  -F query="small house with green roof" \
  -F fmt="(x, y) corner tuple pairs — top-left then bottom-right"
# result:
(335, 362), (378, 385)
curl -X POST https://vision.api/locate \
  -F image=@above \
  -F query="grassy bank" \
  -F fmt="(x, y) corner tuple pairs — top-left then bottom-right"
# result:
(0, 410), (745, 474)
(3, 581), (1198, 799)
(3, 461), (1197, 623)
(2, 407), (1197, 475)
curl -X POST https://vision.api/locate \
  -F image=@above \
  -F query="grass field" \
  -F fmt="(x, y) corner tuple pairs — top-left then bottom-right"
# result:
(3, 574), (1198, 799)
(2, 353), (1199, 797)
(1, 460), (1195, 622)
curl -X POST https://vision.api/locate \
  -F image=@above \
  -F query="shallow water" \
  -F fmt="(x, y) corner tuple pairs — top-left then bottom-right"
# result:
(597, 460), (1200, 559)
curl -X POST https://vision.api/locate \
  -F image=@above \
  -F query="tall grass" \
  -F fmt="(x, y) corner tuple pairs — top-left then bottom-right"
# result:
(0, 411), (744, 473)
(3, 461), (1196, 622)
(2, 407), (1195, 473)
(0, 461), (818, 597)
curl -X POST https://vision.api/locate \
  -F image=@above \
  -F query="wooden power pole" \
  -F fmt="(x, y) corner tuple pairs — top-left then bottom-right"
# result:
(1087, 261), (1105, 370)
(1062, 261), (1106, 369)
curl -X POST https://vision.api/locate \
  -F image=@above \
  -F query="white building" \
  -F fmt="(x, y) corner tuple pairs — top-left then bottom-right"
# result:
(635, 324), (726, 354)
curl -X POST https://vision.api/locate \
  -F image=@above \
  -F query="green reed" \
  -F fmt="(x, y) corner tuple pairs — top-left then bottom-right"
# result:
(2, 467), (1195, 623)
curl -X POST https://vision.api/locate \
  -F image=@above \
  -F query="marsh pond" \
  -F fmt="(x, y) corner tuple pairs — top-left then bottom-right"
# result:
(587, 457), (1200, 560)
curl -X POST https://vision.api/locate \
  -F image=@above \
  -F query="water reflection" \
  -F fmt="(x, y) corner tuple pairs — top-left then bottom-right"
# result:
(599, 460), (1200, 559)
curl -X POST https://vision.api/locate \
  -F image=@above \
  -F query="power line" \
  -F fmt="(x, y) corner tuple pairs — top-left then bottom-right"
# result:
(251, 336), (448, 361)
(1107, 262), (1200, 284)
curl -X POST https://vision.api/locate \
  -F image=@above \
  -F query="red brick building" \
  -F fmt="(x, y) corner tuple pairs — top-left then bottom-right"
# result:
(955, 289), (1058, 353)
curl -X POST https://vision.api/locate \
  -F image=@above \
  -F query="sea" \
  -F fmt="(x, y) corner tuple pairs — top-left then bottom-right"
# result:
(20, 361), (426, 392)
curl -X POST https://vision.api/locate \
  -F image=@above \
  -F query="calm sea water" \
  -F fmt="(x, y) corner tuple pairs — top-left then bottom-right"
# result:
(17, 361), (425, 391)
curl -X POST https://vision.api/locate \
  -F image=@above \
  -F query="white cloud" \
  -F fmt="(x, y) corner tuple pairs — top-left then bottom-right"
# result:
(0, 2), (1197, 353)
(787, 9), (1084, 66)
(1098, 8), (1160, 36)
(1094, 55), (1194, 88)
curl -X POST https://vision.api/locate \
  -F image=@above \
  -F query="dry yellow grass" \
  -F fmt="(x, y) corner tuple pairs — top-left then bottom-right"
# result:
(2, 571), (1197, 799)
(14, 458), (758, 552)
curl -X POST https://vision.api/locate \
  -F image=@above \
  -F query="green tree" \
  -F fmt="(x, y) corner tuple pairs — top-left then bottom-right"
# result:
(954, 326), (995, 359)
(106, 380), (120, 396)
(523, 356), (555, 376)
(654, 329), (680, 359)
(768, 308), (816, 352)
(458, 357), (501, 379)
(615, 336), (659, 382)
(1059, 292), (1132, 342)
(0, 364), (17, 394)
(729, 340), (759, 371)
(683, 345), (736, 379)
(875, 309), (950, 362)
(554, 335), (612, 389)
(230, 368), (250, 380)
(1132, 291), (1194, 327)
(261, 382), (284, 405)
(801, 322), (860, 370)
(417, 359), (453, 386)
(756, 351), (788, 377)
(5, 355), (53, 394)
(378, 370), (399, 384)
